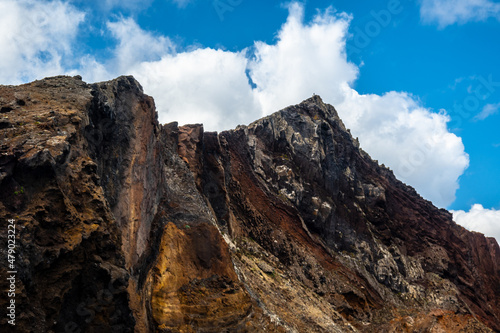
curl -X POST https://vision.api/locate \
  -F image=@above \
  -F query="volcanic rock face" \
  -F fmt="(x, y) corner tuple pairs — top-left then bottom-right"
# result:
(0, 76), (499, 332)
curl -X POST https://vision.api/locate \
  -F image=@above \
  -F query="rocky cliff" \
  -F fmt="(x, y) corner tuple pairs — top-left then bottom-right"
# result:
(0, 76), (499, 332)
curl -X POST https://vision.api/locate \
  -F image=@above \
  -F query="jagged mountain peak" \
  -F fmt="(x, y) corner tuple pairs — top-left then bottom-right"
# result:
(247, 94), (340, 128)
(1, 76), (499, 332)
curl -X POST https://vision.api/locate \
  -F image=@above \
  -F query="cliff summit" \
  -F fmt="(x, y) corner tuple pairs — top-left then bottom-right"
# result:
(1, 75), (499, 332)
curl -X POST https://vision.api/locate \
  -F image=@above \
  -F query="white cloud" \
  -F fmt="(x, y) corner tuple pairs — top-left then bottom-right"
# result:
(248, 4), (358, 114)
(131, 48), (261, 130)
(420, 0), (500, 28)
(475, 102), (500, 120)
(74, 17), (176, 83)
(68, 55), (113, 84)
(452, 204), (500, 244)
(0, 0), (85, 84)
(338, 90), (469, 207)
(107, 18), (175, 75)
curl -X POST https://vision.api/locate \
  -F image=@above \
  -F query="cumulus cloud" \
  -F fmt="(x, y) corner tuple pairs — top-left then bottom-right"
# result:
(248, 4), (358, 114)
(452, 204), (500, 244)
(338, 90), (469, 207)
(73, 17), (175, 83)
(107, 18), (175, 75)
(420, 0), (500, 28)
(0, 0), (84, 84)
(132, 48), (261, 130)
(125, 4), (358, 130)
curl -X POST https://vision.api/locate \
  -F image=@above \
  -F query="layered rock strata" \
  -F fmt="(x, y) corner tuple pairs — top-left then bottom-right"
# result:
(0, 76), (498, 332)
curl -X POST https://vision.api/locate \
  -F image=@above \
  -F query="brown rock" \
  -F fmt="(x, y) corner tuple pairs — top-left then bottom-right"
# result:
(1, 77), (498, 333)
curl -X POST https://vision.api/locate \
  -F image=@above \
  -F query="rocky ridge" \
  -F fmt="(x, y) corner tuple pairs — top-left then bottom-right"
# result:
(0, 75), (499, 332)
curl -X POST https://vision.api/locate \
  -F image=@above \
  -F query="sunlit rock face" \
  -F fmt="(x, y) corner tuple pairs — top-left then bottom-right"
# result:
(1, 76), (499, 332)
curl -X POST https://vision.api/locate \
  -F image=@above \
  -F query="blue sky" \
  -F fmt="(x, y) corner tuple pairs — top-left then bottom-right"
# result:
(0, 0), (499, 241)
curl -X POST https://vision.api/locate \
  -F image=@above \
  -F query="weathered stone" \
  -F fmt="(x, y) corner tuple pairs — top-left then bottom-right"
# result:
(1, 76), (499, 333)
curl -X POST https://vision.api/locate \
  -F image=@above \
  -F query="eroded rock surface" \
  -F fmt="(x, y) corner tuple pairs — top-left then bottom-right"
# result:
(0, 76), (499, 332)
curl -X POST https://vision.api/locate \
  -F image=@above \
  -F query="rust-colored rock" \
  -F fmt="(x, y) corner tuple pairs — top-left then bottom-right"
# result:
(0, 76), (499, 332)
(149, 222), (255, 331)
